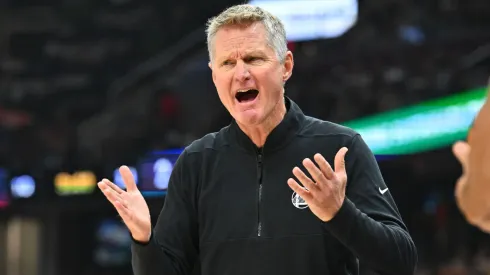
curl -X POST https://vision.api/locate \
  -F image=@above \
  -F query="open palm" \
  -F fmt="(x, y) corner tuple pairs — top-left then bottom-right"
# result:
(98, 165), (152, 242)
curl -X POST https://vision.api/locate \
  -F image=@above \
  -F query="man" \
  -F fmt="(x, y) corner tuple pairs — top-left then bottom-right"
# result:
(452, 81), (490, 232)
(98, 4), (417, 275)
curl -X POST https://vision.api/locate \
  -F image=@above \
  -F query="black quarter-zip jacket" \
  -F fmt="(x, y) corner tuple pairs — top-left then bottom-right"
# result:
(131, 97), (417, 275)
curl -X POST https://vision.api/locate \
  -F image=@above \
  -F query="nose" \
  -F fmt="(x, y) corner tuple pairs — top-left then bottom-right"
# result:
(234, 60), (251, 82)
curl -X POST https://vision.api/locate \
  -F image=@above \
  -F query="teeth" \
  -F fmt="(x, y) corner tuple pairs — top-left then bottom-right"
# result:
(238, 90), (249, 93)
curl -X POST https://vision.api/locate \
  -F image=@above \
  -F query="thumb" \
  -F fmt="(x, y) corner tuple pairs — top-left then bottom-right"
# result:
(334, 147), (349, 174)
(120, 165), (138, 192)
(452, 141), (470, 173)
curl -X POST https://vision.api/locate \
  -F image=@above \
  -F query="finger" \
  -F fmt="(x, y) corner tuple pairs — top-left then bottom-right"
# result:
(120, 165), (138, 192)
(303, 158), (326, 184)
(313, 153), (334, 180)
(114, 200), (132, 222)
(334, 147), (349, 174)
(100, 183), (126, 207)
(287, 178), (313, 201)
(103, 189), (132, 223)
(98, 181), (120, 199)
(292, 167), (318, 192)
(102, 178), (124, 194)
(452, 141), (470, 173)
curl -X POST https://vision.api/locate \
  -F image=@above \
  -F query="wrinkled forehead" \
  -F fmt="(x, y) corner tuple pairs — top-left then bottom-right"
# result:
(213, 22), (272, 58)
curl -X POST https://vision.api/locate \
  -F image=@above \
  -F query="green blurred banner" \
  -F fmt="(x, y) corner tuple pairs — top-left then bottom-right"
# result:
(343, 87), (487, 155)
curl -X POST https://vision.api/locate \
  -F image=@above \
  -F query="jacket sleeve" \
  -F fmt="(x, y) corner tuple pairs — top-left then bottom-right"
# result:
(322, 134), (417, 275)
(131, 149), (199, 275)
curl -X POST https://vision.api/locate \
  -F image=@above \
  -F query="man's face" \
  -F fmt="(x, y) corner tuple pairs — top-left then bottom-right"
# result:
(209, 22), (293, 126)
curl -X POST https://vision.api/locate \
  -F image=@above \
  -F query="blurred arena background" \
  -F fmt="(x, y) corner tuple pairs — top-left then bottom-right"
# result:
(0, 0), (490, 274)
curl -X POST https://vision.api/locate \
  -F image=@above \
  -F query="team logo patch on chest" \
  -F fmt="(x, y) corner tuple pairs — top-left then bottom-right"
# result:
(291, 191), (308, 209)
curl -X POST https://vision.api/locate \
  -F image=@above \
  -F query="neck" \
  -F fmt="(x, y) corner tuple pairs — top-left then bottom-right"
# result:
(236, 99), (287, 148)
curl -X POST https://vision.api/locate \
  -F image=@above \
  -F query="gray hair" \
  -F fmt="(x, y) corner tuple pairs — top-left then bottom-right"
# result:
(205, 4), (288, 64)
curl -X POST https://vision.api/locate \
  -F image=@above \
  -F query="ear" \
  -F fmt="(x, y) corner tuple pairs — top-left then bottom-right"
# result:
(282, 51), (294, 83)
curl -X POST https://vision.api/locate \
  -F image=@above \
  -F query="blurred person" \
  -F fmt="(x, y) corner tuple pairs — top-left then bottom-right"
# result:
(98, 4), (417, 275)
(452, 80), (490, 233)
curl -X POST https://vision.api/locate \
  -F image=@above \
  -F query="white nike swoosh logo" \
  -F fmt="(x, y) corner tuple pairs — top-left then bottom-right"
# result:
(379, 187), (388, 195)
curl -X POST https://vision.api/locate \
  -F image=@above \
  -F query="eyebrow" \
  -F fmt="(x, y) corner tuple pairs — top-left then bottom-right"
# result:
(218, 50), (266, 63)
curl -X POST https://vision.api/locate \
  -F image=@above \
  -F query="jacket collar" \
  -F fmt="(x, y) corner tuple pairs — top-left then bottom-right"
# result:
(230, 96), (304, 153)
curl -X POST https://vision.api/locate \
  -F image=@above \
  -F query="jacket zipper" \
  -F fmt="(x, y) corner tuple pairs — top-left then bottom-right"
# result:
(257, 148), (264, 237)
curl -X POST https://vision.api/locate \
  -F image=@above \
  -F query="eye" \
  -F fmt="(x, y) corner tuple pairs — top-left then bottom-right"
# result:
(222, 60), (234, 66)
(245, 56), (261, 62)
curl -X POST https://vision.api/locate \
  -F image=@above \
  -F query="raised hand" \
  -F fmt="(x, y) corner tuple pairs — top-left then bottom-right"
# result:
(98, 165), (152, 242)
(287, 147), (349, 222)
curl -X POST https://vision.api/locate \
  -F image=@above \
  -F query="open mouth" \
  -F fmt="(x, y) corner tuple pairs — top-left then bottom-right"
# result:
(235, 89), (259, 103)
